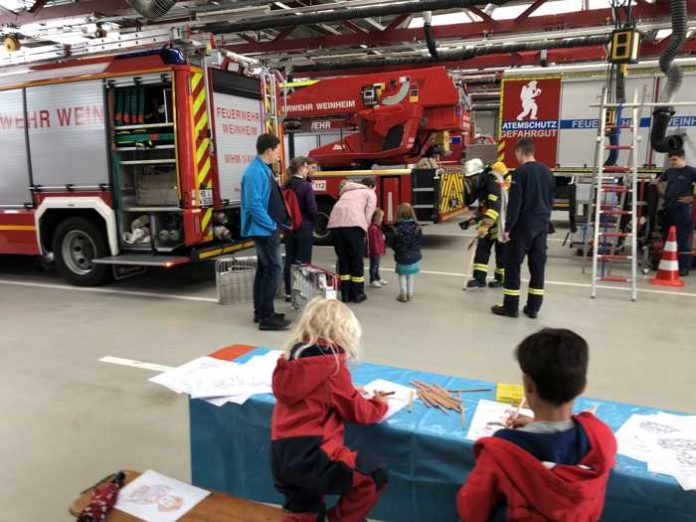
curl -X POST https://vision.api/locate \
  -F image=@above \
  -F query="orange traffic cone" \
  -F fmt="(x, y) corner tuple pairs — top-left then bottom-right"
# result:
(650, 226), (685, 287)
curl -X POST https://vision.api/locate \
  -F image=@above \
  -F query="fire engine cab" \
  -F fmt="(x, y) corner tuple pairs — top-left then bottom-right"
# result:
(0, 46), (283, 285)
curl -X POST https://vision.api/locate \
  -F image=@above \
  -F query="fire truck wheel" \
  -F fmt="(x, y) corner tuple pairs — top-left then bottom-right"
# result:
(53, 217), (111, 286)
(313, 208), (332, 245)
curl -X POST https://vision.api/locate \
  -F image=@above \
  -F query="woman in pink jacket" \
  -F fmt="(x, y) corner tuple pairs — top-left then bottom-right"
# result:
(328, 179), (377, 303)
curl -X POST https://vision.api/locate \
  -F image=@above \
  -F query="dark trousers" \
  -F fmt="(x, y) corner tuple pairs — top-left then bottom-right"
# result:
(369, 256), (381, 283)
(275, 453), (386, 522)
(503, 219), (548, 313)
(332, 227), (366, 300)
(473, 234), (507, 284)
(253, 231), (282, 320)
(284, 228), (314, 295)
(663, 205), (694, 272)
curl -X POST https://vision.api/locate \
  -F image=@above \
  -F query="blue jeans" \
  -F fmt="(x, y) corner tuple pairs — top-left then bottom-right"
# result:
(369, 256), (381, 283)
(253, 231), (282, 320)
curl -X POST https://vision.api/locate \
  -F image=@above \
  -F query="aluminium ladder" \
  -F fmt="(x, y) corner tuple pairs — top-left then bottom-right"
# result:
(589, 87), (644, 301)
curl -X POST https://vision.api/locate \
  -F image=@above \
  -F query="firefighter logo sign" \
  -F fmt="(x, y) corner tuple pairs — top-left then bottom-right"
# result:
(499, 77), (561, 167)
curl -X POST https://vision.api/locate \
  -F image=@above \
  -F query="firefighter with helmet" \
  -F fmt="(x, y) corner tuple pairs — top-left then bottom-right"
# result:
(461, 159), (511, 289)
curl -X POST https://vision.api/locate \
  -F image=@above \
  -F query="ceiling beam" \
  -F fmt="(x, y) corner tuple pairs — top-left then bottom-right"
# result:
(343, 20), (368, 34)
(384, 13), (410, 32)
(297, 39), (696, 77)
(467, 6), (496, 24)
(0, 0), (130, 25)
(224, 1), (684, 55)
(517, 0), (549, 22)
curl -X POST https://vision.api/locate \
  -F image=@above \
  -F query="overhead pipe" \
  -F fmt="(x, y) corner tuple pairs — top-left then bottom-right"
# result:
(295, 34), (612, 72)
(423, 11), (439, 60)
(204, 0), (506, 34)
(650, 0), (688, 154)
(127, 0), (178, 20)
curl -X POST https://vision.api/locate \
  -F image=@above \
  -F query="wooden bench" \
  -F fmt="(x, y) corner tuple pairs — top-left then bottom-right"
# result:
(70, 470), (283, 521)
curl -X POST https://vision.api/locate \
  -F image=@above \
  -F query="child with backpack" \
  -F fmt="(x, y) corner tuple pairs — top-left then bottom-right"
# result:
(282, 156), (318, 301)
(271, 297), (389, 521)
(367, 208), (388, 288)
(392, 203), (423, 302)
(457, 328), (617, 522)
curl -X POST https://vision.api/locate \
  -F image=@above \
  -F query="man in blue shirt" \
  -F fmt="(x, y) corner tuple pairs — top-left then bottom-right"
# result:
(656, 149), (696, 276)
(241, 133), (291, 330)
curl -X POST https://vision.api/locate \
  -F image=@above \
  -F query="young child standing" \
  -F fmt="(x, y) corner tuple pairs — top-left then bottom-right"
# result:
(392, 203), (423, 302)
(367, 209), (388, 288)
(457, 328), (617, 522)
(271, 297), (389, 522)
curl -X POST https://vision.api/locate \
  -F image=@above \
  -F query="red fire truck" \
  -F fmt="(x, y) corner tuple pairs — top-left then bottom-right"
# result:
(0, 47), (283, 285)
(282, 67), (476, 238)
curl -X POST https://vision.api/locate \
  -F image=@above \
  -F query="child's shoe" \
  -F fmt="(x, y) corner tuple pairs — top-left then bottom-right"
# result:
(397, 293), (408, 303)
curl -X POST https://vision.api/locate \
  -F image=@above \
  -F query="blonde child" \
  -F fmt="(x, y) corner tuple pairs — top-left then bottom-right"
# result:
(271, 298), (389, 521)
(392, 203), (423, 302)
(367, 208), (388, 288)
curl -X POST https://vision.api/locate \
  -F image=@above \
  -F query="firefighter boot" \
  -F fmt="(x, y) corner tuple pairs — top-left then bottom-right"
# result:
(352, 280), (367, 303)
(340, 280), (353, 303)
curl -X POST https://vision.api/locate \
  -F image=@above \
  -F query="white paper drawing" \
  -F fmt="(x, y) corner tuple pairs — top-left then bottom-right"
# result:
(115, 470), (210, 522)
(361, 379), (416, 420)
(466, 399), (534, 442)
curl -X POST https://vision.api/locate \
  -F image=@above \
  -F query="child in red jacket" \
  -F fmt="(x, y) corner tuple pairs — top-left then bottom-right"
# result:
(457, 328), (617, 522)
(271, 297), (389, 522)
(367, 208), (388, 289)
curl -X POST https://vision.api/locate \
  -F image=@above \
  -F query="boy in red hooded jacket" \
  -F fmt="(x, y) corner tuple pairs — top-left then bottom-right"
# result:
(271, 297), (389, 522)
(457, 328), (617, 522)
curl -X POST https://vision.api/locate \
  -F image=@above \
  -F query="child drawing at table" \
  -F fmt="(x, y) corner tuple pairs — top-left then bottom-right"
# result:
(457, 328), (617, 522)
(271, 297), (389, 521)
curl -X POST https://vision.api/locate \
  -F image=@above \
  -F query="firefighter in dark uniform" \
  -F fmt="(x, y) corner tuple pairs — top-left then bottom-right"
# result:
(654, 149), (696, 276)
(462, 160), (511, 289)
(492, 138), (555, 319)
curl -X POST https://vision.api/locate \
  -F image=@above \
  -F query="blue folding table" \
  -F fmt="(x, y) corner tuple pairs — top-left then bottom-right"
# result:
(189, 345), (696, 521)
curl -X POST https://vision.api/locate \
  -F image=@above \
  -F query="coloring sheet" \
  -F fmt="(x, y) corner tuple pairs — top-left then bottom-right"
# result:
(115, 470), (210, 522)
(361, 379), (416, 420)
(466, 399), (534, 442)
(615, 412), (696, 490)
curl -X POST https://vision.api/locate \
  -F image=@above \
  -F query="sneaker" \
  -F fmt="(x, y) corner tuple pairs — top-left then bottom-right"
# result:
(285, 294), (292, 303)
(397, 294), (408, 303)
(491, 305), (519, 318)
(254, 312), (285, 324)
(378, 279), (389, 286)
(523, 306), (538, 319)
(352, 294), (367, 304)
(488, 280), (503, 288)
(465, 279), (486, 290)
(370, 281), (383, 288)
(258, 316), (291, 331)
(679, 268), (690, 277)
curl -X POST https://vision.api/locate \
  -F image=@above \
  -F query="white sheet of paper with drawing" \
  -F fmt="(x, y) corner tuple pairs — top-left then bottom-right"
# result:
(190, 351), (281, 400)
(615, 412), (696, 491)
(115, 469), (210, 522)
(149, 357), (236, 395)
(466, 399), (534, 442)
(362, 379), (416, 420)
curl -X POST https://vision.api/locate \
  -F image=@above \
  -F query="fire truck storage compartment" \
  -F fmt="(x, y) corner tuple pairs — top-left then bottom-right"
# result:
(410, 169), (438, 222)
(0, 88), (31, 207)
(210, 69), (263, 205)
(27, 80), (110, 189)
(108, 74), (179, 250)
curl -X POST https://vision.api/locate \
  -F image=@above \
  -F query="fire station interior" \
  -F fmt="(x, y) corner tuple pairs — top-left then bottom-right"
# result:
(1, 1), (696, 520)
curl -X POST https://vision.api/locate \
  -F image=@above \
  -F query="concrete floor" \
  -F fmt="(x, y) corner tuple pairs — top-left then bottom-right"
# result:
(1, 220), (696, 520)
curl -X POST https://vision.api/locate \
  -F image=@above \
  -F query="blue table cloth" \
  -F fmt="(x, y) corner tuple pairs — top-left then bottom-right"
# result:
(190, 348), (696, 521)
